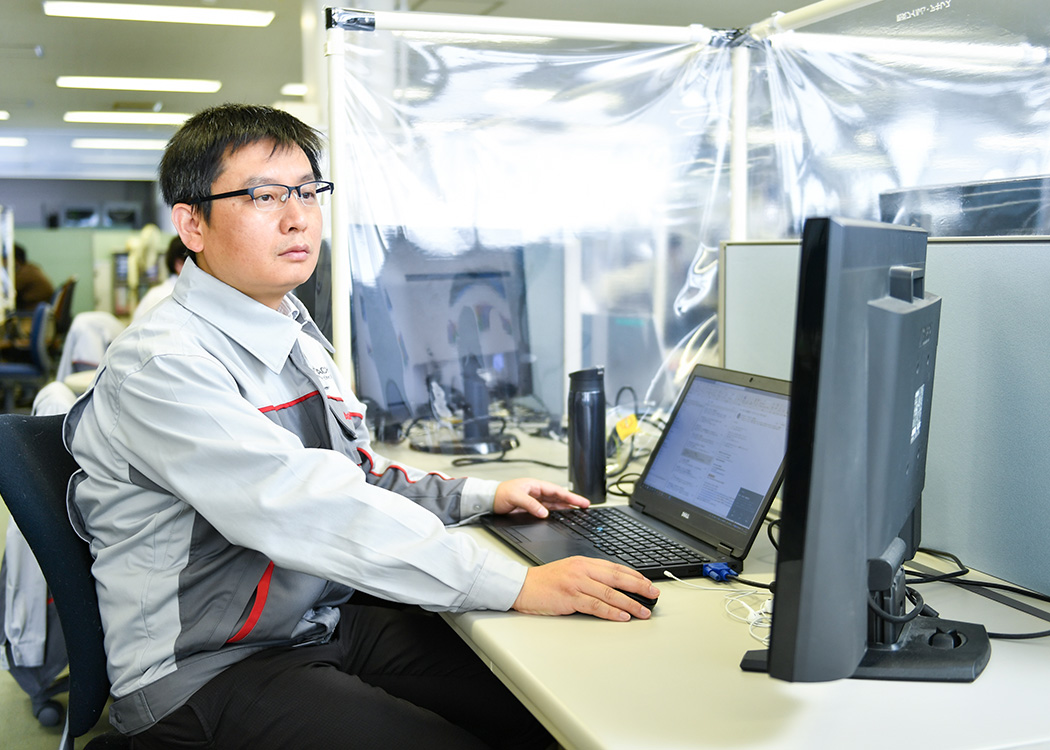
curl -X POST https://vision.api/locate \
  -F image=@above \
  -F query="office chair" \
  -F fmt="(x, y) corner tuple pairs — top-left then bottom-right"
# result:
(0, 302), (53, 412)
(48, 278), (77, 359)
(0, 413), (124, 749)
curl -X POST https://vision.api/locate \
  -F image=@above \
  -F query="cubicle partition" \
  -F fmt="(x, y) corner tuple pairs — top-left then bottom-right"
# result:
(719, 236), (1050, 597)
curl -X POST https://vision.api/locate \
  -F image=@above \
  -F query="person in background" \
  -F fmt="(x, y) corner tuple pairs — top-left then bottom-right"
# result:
(65, 103), (659, 750)
(132, 235), (190, 322)
(54, 311), (127, 382)
(13, 244), (54, 311)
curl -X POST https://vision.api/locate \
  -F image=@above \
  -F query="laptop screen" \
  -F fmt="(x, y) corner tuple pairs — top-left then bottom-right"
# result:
(631, 366), (790, 556)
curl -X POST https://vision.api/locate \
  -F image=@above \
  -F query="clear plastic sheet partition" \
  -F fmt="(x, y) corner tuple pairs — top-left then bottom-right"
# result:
(329, 1), (1050, 439)
(757, 1), (1050, 239)
(334, 30), (734, 439)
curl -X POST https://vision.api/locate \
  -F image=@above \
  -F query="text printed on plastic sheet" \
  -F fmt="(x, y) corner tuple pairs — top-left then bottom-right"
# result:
(898, 0), (951, 23)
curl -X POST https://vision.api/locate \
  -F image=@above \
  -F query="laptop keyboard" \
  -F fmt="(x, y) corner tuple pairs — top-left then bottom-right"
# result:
(550, 507), (711, 570)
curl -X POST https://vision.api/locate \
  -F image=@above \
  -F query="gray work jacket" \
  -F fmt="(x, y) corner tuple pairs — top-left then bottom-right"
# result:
(64, 259), (526, 734)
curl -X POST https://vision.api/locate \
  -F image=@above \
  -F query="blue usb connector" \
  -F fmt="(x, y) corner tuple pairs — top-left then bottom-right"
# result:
(702, 563), (737, 582)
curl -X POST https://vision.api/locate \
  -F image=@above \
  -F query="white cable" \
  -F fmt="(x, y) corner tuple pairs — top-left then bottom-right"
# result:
(663, 571), (773, 645)
(725, 590), (773, 646)
(662, 570), (739, 592)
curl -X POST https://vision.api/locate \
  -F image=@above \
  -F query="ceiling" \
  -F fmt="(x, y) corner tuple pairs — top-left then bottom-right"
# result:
(0, 0), (814, 182)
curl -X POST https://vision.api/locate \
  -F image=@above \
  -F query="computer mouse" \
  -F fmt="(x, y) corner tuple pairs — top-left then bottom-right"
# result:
(617, 588), (658, 611)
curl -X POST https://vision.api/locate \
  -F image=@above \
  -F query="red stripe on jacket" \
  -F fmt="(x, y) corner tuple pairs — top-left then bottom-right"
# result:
(356, 448), (453, 483)
(258, 391), (320, 413)
(226, 561), (275, 643)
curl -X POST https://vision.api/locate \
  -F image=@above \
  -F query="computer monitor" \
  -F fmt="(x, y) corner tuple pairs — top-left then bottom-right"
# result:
(880, 174), (1050, 237)
(349, 225), (534, 453)
(741, 217), (991, 682)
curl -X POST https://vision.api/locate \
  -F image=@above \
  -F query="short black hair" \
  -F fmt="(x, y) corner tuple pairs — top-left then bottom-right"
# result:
(13, 243), (27, 264)
(159, 103), (325, 220)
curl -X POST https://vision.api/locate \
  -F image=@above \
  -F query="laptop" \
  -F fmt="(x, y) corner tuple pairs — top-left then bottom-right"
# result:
(482, 364), (790, 578)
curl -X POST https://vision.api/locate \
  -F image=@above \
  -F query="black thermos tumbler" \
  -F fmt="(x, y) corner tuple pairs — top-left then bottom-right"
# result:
(567, 366), (606, 504)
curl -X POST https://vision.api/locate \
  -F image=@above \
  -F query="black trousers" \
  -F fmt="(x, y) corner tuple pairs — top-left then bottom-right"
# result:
(130, 602), (552, 749)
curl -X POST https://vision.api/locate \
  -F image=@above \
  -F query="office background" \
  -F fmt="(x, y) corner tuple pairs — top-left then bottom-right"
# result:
(4, 2), (1050, 746)
(0, 0), (810, 319)
(3, 0), (1049, 590)
(320, 2), (1050, 599)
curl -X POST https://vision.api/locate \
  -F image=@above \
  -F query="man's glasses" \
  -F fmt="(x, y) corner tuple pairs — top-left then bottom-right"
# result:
(193, 180), (334, 212)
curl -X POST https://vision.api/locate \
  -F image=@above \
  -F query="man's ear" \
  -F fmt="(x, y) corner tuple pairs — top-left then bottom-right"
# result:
(171, 203), (205, 254)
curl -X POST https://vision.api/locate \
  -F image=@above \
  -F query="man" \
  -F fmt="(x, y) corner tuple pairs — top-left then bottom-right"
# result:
(65, 104), (658, 749)
(13, 244), (54, 311)
(131, 235), (190, 321)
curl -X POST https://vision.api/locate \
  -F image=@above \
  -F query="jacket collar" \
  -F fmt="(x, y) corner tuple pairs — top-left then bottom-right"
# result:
(172, 258), (334, 373)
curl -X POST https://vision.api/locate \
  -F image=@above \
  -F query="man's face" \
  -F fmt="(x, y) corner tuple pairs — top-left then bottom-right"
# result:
(188, 139), (322, 309)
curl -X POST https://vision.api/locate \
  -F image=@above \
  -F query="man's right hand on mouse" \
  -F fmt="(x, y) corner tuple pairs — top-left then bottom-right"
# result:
(512, 556), (659, 621)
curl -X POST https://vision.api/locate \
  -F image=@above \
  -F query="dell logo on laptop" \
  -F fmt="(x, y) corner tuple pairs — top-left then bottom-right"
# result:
(681, 511), (690, 520)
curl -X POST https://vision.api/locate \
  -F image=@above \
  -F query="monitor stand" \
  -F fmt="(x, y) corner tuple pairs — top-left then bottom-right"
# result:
(410, 363), (519, 455)
(740, 615), (991, 682)
(410, 430), (519, 456)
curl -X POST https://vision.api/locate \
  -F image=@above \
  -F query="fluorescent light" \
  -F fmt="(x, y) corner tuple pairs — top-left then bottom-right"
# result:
(0, 137), (28, 147)
(280, 83), (308, 97)
(42, 2), (275, 27)
(0, 111), (9, 120)
(64, 111), (190, 125)
(76, 152), (161, 166)
(72, 138), (168, 150)
(57, 76), (221, 93)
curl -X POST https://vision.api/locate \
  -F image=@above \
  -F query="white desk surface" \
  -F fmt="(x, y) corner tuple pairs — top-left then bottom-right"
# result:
(378, 434), (1050, 750)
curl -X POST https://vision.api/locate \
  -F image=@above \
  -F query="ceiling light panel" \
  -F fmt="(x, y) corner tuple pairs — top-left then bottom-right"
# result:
(42, 2), (275, 27)
(0, 138), (29, 147)
(57, 76), (222, 93)
(64, 111), (190, 125)
(72, 138), (168, 149)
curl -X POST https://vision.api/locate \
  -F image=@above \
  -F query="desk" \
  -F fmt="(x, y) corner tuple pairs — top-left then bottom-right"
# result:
(378, 434), (1050, 750)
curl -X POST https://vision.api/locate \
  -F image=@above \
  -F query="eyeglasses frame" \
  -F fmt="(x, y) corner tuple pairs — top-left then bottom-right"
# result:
(188, 180), (334, 211)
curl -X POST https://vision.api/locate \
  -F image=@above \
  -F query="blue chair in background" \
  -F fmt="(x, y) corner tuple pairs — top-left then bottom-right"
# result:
(0, 302), (53, 412)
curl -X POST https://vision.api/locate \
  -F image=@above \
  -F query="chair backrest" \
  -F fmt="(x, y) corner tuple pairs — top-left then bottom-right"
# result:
(50, 278), (76, 337)
(0, 413), (110, 738)
(28, 301), (54, 373)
